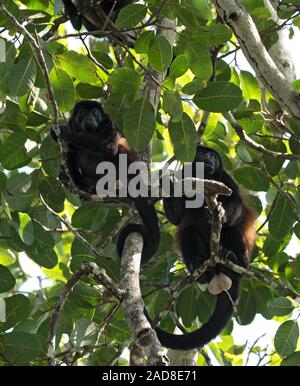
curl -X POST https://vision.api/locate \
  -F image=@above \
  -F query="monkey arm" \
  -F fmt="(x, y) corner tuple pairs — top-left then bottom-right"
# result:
(163, 197), (185, 225)
(60, 128), (116, 157)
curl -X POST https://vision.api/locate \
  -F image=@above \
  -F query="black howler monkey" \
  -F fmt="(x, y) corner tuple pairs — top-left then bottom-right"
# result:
(145, 145), (256, 350)
(52, 100), (160, 264)
(62, 0), (134, 32)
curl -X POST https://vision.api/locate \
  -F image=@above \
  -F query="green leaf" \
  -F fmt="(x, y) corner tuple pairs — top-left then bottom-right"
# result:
(70, 319), (99, 348)
(169, 55), (189, 78)
(240, 70), (262, 101)
(0, 249), (16, 266)
(18, 212), (34, 246)
(281, 352), (300, 366)
(274, 321), (299, 357)
(251, 286), (274, 319)
(162, 90), (183, 122)
(108, 68), (141, 96)
(0, 294), (30, 333)
(149, 35), (173, 73)
(194, 82), (243, 112)
(176, 285), (200, 326)
(134, 31), (155, 54)
(267, 297), (295, 317)
(168, 113), (198, 162)
(262, 141), (286, 177)
(7, 173), (32, 196)
(234, 167), (270, 191)
(8, 57), (36, 97)
(0, 132), (31, 170)
(237, 114), (264, 135)
(1, 331), (41, 364)
(49, 68), (75, 112)
(116, 4), (147, 28)
(55, 51), (98, 84)
(236, 290), (256, 325)
(185, 42), (212, 80)
(123, 98), (156, 150)
(39, 177), (65, 213)
(26, 223), (57, 269)
(0, 265), (15, 293)
(269, 194), (296, 240)
(190, 24), (232, 45)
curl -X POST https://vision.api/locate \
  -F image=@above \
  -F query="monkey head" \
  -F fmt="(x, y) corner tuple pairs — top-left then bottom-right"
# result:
(194, 145), (222, 177)
(69, 100), (114, 138)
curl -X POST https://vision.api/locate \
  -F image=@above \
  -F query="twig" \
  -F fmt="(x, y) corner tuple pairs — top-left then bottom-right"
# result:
(47, 262), (124, 366)
(224, 112), (300, 160)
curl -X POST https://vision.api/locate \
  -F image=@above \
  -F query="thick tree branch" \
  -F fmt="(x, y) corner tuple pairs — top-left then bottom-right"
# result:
(213, 0), (300, 126)
(119, 17), (177, 365)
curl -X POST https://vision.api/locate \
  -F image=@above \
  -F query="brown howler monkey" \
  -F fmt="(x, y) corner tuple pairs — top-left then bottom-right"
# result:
(52, 100), (160, 264)
(62, 0), (135, 32)
(145, 145), (256, 350)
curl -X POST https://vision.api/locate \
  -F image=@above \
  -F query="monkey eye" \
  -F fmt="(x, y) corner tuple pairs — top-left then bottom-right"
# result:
(92, 110), (101, 118)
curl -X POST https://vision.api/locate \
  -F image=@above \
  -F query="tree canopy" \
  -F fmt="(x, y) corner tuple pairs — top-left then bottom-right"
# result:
(0, 0), (300, 367)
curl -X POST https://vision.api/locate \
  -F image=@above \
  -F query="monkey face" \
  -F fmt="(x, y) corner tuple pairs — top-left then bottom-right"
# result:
(78, 108), (103, 131)
(70, 101), (114, 138)
(194, 145), (221, 176)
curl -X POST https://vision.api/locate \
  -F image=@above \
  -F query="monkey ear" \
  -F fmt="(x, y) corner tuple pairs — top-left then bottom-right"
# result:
(208, 273), (232, 295)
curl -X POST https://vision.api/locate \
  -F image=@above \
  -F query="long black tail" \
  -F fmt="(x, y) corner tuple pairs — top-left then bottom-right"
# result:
(117, 197), (160, 264)
(145, 290), (235, 350)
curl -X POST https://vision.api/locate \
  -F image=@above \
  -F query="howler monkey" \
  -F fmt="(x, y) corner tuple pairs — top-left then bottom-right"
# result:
(62, 0), (134, 32)
(145, 145), (256, 350)
(52, 100), (160, 264)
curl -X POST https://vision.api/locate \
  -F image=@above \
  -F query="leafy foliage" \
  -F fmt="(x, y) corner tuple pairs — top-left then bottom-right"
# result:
(0, 0), (299, 367)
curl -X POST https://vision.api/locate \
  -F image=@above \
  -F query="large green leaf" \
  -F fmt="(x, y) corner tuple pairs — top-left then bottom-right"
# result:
(123, 98), (156, 150)
(49, 67), (75, 112)
(236, 290), (256, 325)
(108, 68), (141, 96)
(0, 294), (30, 333)
(194, 82), (243, 112)
(168, 112), (198, 162)
(162, 90), (183, 122)
(0, 132), (31, 170)
(0, 265), (15, 293)
(234, 167), (270, 191)
(39, 177), (65, 213)
(25, 223), (57, 268)
(185, 42), (212, 80)
(116, 4), (147, 28)
(169, 54), (189, 78)
(1, 331), (41, 364)
(274, 321), (299, 357)
(281, 352), (300, 366)
(149, 35), (173, 73)
(176, 285), (200, 326)
(269, 194), (296, 240)
(55, 51), (98, 84)
(267, 297), (295, 317)
(190, 24), (232, 45)
(8, 56), (36, 97)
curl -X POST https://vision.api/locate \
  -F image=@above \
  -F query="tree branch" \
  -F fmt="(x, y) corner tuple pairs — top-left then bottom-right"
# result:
(119, 17), (177, 366)
(213, 0), (300, 126)
(223, 112), (300, 160)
